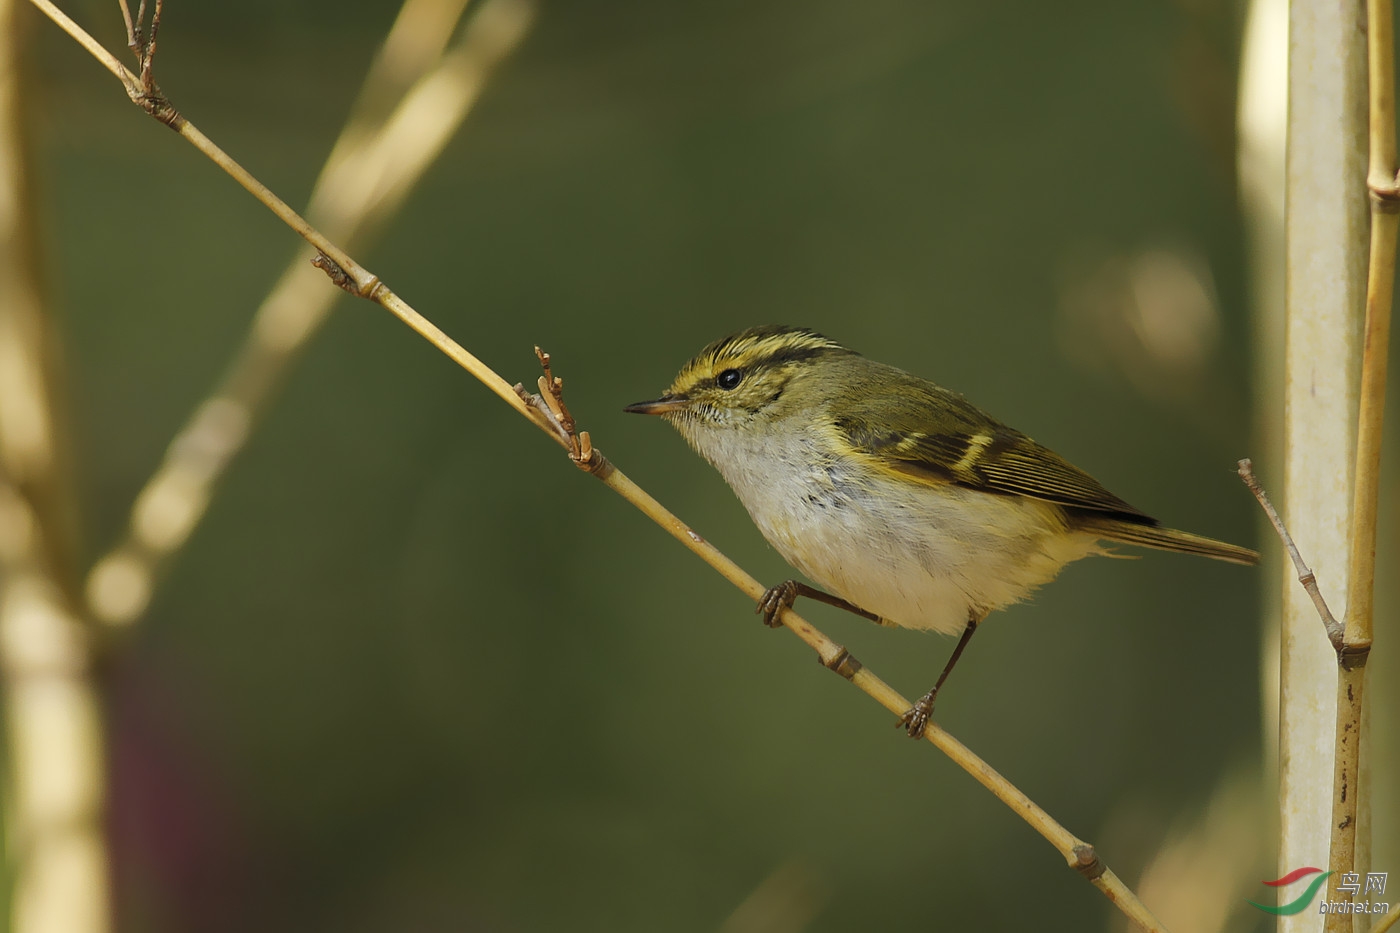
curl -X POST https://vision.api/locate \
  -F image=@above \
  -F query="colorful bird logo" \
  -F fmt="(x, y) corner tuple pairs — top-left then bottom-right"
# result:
(1248, 867), (1333, 915)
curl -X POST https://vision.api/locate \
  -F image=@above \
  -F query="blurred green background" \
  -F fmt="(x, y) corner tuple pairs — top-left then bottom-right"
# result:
(22, 0), (1300, 929)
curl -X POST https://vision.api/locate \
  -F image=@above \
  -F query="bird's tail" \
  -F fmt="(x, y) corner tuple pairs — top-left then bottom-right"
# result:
(1077, 517), (1259, 566)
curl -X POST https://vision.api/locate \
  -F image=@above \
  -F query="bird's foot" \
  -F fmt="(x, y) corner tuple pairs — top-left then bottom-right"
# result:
(897, 689), (938, 738)
(756, 580), (800, 628)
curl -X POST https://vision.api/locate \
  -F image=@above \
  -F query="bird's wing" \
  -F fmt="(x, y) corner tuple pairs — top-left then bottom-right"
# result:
(830, 377), (1154, 522)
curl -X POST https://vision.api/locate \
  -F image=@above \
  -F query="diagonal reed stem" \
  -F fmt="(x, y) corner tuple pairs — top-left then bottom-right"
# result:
(27, 2), (1173, 929)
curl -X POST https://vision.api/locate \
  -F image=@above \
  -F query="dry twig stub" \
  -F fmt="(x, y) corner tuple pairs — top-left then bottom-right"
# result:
(116, 0), (179, 125)
(520, 347), (611, 477)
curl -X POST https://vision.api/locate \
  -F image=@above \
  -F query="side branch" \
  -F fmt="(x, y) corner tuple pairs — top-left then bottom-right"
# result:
(1236, 459), (1345, 650)
(1238, 454), (1378, 931)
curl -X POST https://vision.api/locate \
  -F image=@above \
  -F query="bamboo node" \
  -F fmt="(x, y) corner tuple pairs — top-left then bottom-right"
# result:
(1338, 642), (1371, 671)
(1368, 169), (1400, 209)
(1073, 844), (1106, 880)
(361, 276), (386, 302)
(821, 646), (863, 680)
(1369, 187), (1400, 212)
(131, 89), (183, 129)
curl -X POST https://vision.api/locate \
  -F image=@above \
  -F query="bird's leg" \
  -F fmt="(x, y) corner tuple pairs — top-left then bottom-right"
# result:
(756, 580), (881, 629)
(898, 615), (980, 737)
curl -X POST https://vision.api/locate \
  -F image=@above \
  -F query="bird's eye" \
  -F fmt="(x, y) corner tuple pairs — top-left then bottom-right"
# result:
(717, 368), (742, 390)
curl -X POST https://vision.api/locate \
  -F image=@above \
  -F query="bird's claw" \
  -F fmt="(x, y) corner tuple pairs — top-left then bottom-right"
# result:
(897, 690), (937, 738)
(756, 580), (799, 628)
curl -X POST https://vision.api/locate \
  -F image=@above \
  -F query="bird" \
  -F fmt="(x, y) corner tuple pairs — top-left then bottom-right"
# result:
(624, 324), (1258, 736)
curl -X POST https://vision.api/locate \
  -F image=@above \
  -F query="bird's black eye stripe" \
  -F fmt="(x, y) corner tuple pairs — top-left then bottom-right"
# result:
(717, 368), (742, 390)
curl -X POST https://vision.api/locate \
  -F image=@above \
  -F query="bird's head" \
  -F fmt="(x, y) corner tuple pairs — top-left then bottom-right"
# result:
(624, 325), (853, 434)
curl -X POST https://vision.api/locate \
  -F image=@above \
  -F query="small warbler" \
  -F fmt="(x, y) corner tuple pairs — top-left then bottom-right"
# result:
(625, 325), (1257, 736)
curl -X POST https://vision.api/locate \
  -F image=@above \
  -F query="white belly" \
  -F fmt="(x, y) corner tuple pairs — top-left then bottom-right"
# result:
(700, 432), (1102, 636)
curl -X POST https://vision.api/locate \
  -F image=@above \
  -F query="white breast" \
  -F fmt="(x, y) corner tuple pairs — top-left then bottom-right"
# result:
(683, 424), (1102, 636)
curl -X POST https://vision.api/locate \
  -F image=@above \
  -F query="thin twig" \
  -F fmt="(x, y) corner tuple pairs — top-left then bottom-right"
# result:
(116, 0), (136, 52)
(1236, 457), (1373, 927)
(1236, 459), (1344, 649)
(138, 0), (161, 94)
(31, 4), (1171, 928)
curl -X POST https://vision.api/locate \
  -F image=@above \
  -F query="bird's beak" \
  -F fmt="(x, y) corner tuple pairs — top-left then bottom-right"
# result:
(623, 394), (689, 415)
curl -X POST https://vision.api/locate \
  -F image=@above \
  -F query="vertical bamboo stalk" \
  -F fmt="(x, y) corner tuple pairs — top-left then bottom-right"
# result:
(1326, 0), (1397, 928)
(1283, 2), (1369, 932)
(0, 2), (111, 932)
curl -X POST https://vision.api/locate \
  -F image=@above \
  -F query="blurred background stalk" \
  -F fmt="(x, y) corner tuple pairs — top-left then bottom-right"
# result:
(3, 1), (532, 930)
(83, 0), (534, 628)
(0, 1), (111, 932)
